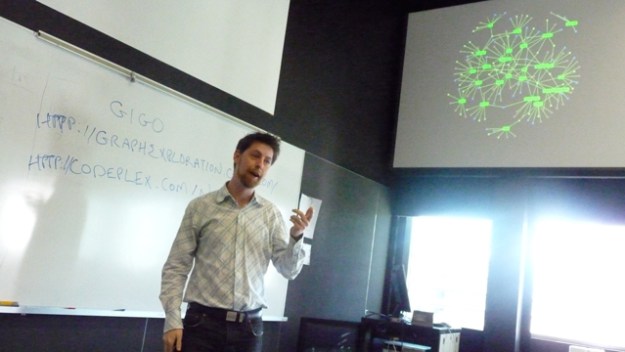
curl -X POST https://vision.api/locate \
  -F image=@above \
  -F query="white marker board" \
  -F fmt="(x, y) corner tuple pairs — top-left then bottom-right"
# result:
(0, 18), (304, 318)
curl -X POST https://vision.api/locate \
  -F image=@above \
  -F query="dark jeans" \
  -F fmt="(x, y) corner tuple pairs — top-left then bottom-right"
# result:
(182, 309), (263, 352)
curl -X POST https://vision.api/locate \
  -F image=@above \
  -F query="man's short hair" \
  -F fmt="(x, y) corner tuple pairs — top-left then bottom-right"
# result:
(236, 132), (281, 164)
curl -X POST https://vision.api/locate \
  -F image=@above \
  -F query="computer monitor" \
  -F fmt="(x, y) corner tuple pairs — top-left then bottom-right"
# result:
(297, 317), (360, 352)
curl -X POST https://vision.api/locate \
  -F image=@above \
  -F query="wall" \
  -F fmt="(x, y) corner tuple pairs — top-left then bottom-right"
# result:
(273, 0), (404, 185)
(279, 153), (391, 351)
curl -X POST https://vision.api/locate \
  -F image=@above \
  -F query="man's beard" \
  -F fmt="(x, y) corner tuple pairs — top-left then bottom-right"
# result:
(237, 167), (262, 189)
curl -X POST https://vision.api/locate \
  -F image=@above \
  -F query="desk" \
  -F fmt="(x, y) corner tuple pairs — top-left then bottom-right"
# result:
(358, 317), (460, 352)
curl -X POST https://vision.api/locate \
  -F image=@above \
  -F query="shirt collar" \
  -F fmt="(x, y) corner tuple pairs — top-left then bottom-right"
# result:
(217, 183), (265, 207)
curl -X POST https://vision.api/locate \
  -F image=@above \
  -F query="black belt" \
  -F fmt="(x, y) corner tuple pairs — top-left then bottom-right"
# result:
(188, 303), (262, 323)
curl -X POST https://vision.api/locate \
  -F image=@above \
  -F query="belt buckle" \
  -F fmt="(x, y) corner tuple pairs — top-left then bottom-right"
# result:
(226, 311), (238, 322)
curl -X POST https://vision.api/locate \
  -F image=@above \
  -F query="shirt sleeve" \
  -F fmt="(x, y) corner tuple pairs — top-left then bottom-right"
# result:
(270, 206), (306, 280)
(159, 201), (198, 332)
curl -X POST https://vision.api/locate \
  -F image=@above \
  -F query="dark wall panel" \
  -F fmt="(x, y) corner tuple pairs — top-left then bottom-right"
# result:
(274, 0), (405, 185)
(392, 176), (498, 217)
(0, 314), (158, 352)
(278, 152), (391, 352)
(0, 315), (287, 352)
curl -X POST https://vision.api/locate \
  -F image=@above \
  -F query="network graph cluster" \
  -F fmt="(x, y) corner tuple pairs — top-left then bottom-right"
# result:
(448, 12), (580, 138)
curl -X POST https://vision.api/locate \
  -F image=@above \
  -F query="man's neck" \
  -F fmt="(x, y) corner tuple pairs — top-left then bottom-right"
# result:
(226, 180), (254, 208)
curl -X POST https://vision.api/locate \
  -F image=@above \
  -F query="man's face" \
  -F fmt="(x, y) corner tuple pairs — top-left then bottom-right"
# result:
(233, 141), (274, 189)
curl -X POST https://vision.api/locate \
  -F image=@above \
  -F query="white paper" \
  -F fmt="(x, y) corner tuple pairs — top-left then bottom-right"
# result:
(303, 243), (312, 266)
(299, 194), (322, 239)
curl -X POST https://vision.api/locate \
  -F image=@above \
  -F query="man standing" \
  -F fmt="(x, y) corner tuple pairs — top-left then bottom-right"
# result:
(160, 132), (313, 352)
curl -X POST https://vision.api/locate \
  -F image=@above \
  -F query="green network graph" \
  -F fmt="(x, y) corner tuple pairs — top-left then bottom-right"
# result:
(448, 12), (580, 138)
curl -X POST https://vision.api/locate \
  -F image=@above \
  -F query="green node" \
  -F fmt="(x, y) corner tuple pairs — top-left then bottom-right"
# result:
(535, 62), (555, 70)
(565, 20), (578, 27)
(543, 86), (570, 94)
(523, 95), (541, 102)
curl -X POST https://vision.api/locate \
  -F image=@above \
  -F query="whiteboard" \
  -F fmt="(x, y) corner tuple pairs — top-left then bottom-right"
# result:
(0, 18), (304, 318)
(36, 0), (290, 115)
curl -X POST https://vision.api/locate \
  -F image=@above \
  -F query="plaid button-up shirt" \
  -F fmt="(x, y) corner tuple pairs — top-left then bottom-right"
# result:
(160, 184), (305, 332)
